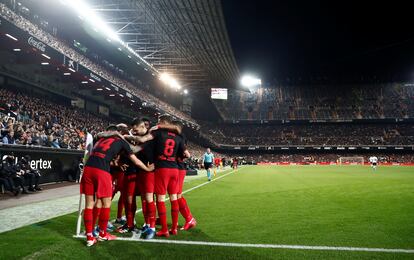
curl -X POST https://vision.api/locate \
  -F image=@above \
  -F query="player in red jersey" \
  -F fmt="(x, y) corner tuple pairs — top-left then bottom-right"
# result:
(117, 119), (150, 234)
(80, 125), (154, 247)
(172, 120), (197, 231)
(111, 124), (130, 225)
(123, 116), (182, 237)
(152, 115), (185, 237)
(132, 119), (157, 239)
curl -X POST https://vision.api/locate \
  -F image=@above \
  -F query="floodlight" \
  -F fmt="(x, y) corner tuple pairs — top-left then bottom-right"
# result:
(240, 75), (262, 88)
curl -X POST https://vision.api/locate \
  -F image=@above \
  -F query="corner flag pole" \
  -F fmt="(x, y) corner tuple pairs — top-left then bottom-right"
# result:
(76, 132), (93, 236)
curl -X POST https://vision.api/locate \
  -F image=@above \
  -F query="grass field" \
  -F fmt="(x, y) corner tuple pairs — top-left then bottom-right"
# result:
(1, 165), (414, 259)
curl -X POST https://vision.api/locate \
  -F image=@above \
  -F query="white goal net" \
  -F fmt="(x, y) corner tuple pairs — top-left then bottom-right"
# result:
(338, 156), (364, 165)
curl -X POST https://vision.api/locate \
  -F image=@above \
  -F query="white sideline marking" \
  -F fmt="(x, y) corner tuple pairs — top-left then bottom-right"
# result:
(181, 167), (243, 195)
(73, 235), (414, 254)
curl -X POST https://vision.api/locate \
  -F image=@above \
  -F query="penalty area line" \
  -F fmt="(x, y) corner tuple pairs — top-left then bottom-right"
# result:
(72, 235), (414, 254)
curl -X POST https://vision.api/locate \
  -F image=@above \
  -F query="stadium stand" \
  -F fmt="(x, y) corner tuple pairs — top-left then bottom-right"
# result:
(0, 3), (198, 126)
(0, 87), (110, 149)
(213, 84), (414, 121)
(200, 122), (414, 146)
(223, 153), (414, 165)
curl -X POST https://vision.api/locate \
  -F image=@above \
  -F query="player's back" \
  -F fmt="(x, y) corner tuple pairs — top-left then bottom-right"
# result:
(152, 130), (184, 169)
(86, 136), (132, 172)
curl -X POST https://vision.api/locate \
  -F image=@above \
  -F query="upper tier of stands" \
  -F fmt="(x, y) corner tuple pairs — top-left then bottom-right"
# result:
(201, 122), (414, 146)
(0, 3), (198, 126)
(213, 84), (414, 121)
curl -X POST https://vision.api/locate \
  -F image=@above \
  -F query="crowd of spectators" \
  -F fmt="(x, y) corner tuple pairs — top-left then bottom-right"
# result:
(0, 3), (197, 126)
(226, 153), (414, 164)
(201, 122), (414, 146)
(214, 84), (414, 121)
(0, 155), (41, 196)
(0, 88), (109, 149)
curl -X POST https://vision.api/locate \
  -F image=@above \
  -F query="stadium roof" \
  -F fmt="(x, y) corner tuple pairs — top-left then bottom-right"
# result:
(88, 0), (240, 89)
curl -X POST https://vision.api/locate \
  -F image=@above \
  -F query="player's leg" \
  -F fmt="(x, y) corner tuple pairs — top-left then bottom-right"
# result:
(95, 170), (117, 241)
(155, 194), (169, 237)
(169, 193), (179, 234)
(178, 194), (196, 231)
(168, 169), (180, 235)
(136, 173), (148, 227)
(80, 166), (97, 246)
(122, 195), (135, 232)
(97, 197), (116, 241)
(143, 172), (156, 239)
(155, 169), (169, 237)
(177, 169), (196, 230)
(119, 173), (136, 232)
(115, 171), (125, 224)
(91, 198), (101, 236)
(84, 195), (97, 246)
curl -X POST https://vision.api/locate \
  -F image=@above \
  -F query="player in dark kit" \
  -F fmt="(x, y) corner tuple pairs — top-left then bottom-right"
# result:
(80, 125), (154, 247)
(152, 115), (185, 237)
(172, 120), (197, 231)
(111, 124), (130, 225)
(133, 118), (157, 239)
(117, 119), (150, 234)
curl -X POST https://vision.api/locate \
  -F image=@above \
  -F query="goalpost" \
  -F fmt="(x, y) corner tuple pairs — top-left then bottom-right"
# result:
(338, 156), (364, 165)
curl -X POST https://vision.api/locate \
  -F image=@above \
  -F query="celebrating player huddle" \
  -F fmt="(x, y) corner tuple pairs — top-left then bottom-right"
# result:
(80, 115), (196, 247)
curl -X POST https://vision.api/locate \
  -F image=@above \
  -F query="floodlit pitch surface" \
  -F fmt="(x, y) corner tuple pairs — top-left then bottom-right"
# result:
(1, 165), (414, 259)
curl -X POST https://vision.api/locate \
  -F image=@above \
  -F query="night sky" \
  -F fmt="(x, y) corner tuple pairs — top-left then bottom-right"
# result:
(222, 0), (414, 84)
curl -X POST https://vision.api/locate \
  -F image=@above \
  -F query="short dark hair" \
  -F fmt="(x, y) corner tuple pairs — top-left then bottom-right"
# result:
(131, 117), (144, 126)
(140, 117), (150, 123)
(172, 120), (184, 129)
(106, 124), (118, 131)
(116, 123), (129, 134)
(158, 114), (172, 124)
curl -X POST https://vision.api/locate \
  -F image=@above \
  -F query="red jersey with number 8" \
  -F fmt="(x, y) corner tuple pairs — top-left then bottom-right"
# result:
(152, 130), (184, 169)
(86, 136), (133, 173)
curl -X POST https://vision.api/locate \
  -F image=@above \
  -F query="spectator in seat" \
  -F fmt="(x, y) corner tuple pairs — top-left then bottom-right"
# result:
(0, 156), (21, 196)
(2, 131), (16, 144)
(19, 155), (42, 191)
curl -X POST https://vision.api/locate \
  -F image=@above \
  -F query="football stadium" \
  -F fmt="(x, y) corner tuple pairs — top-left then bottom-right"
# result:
(0, 0), (413, 259)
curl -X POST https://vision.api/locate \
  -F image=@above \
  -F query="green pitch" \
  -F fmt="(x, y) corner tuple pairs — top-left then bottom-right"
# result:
(1, 165), (414, 259)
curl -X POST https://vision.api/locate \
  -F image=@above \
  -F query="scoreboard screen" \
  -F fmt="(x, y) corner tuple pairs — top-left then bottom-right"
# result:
(211, 88), (228, 100)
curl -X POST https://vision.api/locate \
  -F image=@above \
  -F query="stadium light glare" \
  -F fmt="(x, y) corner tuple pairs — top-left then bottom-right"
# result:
(160, 73), (182, 90)
(160, 73), (172, 82)
(62, 0), (159, 75)
(41, 54), (51, 59)
(240, 75), (261, 88)
(183, 89), (188, 95)
(60, 0), (120, 41)
(5, 33), (18, 41)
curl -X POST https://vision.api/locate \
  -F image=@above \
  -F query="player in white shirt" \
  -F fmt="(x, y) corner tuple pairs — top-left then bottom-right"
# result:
(369, 156), (378, 171)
